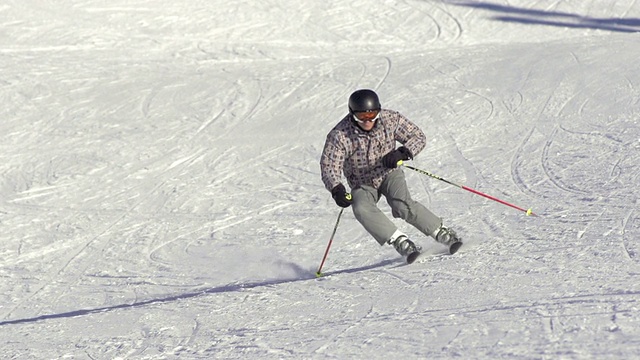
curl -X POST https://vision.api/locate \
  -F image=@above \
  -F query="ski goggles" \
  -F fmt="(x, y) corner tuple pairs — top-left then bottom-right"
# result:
(352, 110), (380, 123)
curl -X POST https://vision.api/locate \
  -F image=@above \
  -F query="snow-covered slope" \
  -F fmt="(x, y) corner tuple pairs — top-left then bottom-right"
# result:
(1, 0), (640, 358)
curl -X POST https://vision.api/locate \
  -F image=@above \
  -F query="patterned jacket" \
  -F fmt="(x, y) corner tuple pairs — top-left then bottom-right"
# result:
(320, 109), (426, 191)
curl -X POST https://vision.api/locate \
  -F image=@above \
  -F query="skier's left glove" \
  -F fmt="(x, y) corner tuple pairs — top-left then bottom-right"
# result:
(382, 146), (412, 168)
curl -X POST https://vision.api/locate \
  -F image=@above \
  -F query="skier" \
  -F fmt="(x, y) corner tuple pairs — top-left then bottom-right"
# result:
(320, 89), (462, 262)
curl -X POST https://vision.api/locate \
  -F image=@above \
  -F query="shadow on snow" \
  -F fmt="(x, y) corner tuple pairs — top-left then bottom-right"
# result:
(0, 258), (399, 326)
(443, 0), (640, 33)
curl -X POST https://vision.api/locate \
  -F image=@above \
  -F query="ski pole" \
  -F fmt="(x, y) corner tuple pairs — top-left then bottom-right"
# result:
(315, 206), (347, 277)
(399, 161), (536, 216)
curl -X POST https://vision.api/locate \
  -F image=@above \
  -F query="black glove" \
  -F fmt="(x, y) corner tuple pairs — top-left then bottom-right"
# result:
(331, 184), (352, 208)
(382, 146), (412, 168)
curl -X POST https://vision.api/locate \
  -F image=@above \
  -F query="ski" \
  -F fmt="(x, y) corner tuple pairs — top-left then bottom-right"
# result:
(407, 241), (463, 264)
(449, 241), (463, 255)
(407, 250), (420, 264)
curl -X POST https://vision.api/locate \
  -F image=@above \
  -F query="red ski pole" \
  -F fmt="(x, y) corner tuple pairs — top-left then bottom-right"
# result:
(400, 162), (536, 216)
(315, 206), (347, 277)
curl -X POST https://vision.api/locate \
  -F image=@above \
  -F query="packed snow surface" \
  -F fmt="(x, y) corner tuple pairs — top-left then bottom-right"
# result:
(1, 0), (640, 358)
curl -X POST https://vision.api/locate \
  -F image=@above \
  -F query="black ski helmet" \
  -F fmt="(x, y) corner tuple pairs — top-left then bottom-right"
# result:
(348, 89), (381, 114)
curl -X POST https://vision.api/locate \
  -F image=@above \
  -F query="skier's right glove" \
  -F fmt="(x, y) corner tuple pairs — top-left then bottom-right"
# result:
(331, 184), (353, 208)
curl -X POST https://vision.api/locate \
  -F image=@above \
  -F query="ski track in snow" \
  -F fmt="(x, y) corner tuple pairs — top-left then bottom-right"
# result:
(1, 0), (640, 358)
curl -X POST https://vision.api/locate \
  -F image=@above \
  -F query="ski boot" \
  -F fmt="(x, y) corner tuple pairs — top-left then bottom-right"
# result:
(389, 235), (421, 264)
(434, 226), (463, 255)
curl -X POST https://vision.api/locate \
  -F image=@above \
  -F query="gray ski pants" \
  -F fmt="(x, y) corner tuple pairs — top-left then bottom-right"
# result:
(351, 169), (442, 245)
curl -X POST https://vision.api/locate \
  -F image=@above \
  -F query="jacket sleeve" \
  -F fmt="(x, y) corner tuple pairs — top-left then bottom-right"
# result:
(320, 131), (346, 191)
(393, 112), (426, 157)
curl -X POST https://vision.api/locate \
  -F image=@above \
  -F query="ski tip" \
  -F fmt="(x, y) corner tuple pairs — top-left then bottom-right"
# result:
(449, 241), (463, 255)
